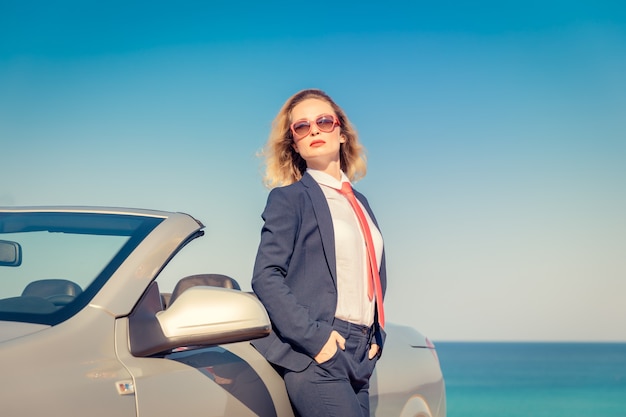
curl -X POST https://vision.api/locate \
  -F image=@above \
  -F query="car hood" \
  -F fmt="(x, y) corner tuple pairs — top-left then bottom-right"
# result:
(0, 321), (50, 343)
(387, 323), (430, 348)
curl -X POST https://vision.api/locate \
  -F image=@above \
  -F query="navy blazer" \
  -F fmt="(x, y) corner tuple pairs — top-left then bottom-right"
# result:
(251, 172), (387, 372)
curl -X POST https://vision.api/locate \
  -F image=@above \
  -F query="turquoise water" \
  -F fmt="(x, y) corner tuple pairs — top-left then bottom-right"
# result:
(436, 342), (626, 417)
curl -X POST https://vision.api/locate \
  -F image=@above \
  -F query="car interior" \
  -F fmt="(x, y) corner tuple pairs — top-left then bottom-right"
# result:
(162, 273), (241, 308)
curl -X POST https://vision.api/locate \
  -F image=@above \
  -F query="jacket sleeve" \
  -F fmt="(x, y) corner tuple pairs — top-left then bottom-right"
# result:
(251, 187), (333, 359)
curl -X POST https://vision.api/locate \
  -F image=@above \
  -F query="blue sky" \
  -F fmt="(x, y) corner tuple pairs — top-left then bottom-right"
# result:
(1, 1), (625, 341)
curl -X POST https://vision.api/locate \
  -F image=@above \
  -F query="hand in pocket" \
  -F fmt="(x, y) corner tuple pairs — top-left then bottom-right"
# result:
(314, 330), (346, 364)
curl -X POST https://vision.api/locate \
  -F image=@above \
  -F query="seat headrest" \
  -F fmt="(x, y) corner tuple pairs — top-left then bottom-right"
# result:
(169, 274), (241, 305)
(22, 279), (83, 298)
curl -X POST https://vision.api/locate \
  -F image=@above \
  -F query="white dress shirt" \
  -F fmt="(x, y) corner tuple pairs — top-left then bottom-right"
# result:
(307, 169), (383, 327)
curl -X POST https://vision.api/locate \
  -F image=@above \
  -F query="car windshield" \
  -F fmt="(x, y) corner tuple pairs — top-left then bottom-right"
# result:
(0, 211), (163, 325)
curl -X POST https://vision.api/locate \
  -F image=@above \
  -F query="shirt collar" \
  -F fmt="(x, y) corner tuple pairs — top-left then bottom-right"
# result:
(306, 168), (350, 190)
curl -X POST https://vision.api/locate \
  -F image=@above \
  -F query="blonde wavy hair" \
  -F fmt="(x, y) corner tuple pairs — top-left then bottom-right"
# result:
(260, 89), (367, 188)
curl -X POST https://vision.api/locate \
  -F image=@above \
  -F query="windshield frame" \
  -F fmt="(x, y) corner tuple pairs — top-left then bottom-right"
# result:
(0, 212), (164, 325)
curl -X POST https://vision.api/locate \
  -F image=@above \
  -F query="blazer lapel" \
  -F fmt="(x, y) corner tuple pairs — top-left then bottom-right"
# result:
(301, 173), (338, 284)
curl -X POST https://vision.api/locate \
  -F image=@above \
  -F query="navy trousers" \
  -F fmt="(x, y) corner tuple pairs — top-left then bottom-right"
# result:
(283, 319), (378, 417)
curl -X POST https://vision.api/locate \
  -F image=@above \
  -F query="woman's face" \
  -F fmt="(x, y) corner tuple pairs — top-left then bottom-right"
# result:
(290, 98), (345, 172)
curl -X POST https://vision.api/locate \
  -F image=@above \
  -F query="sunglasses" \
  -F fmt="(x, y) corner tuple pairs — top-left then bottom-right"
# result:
(290, 114), (341, 140)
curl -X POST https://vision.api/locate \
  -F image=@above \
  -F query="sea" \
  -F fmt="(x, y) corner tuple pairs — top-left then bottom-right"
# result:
(435, 342), (626, 417)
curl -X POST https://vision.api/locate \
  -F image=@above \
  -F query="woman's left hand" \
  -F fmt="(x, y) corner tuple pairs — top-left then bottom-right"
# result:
(368, 343), (379, 359)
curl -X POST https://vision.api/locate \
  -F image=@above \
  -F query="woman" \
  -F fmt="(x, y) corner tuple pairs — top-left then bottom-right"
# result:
(252, 89), (386, 417)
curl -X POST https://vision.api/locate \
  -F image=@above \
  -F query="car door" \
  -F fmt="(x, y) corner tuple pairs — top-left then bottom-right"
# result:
(114, 281), (294, 417)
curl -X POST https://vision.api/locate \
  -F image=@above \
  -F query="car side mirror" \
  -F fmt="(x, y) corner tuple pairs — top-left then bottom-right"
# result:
(0, 240), (22, 267)
(129, 283), (270, 357)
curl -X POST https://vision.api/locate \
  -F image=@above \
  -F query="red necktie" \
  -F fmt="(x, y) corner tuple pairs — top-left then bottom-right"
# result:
(338, 182), (385, 328)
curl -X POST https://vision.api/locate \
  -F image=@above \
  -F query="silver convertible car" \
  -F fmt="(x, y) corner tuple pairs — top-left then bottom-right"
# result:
(0, 207), (445, 417)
